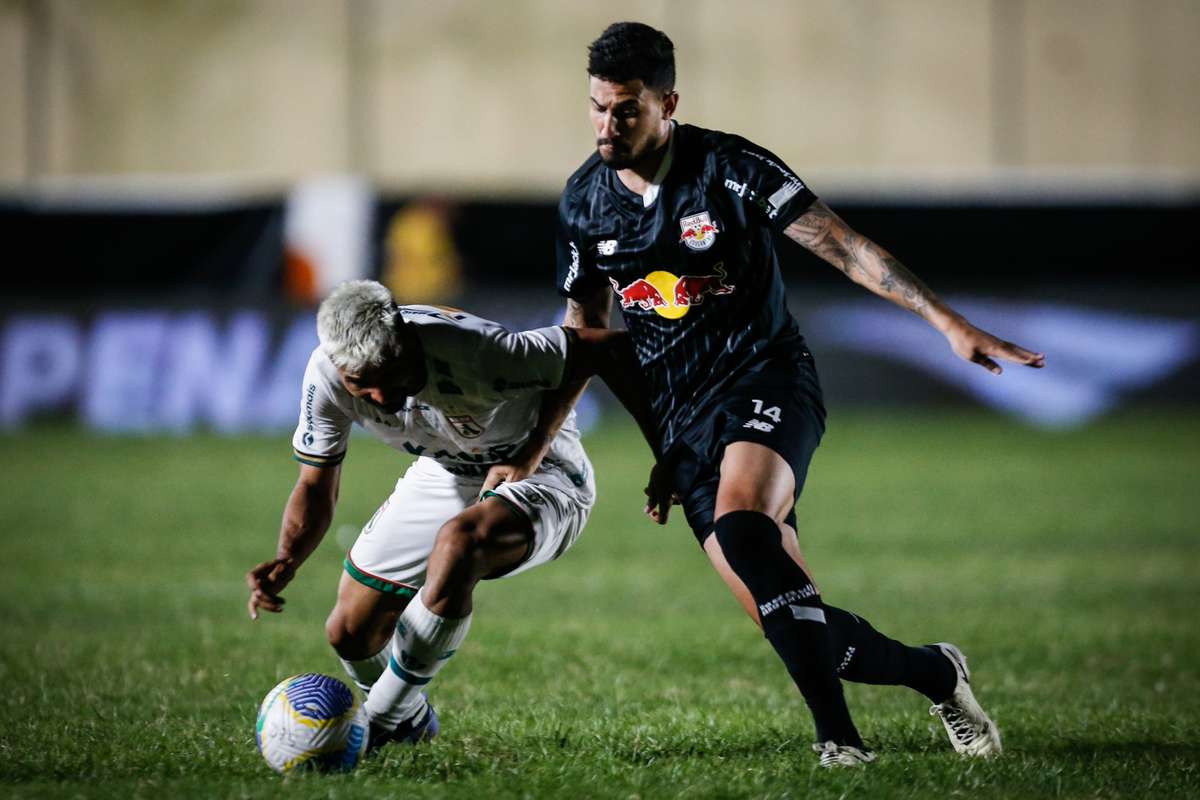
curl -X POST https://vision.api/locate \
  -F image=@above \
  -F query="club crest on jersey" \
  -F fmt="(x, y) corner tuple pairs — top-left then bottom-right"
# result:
(609, 264), (735, 320)
(446, 414), (484, 439)
(679, 211), (719, 251)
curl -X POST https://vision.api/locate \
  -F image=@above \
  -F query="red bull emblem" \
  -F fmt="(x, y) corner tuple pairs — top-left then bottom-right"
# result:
(680, 211), (719, 251)
(610, 264), (735, 320)
(609, 277), (668, 311)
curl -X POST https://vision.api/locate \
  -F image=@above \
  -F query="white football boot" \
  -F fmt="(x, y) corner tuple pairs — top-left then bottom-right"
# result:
(929, 642), (1003, 757)
(812, 740), (877, 768)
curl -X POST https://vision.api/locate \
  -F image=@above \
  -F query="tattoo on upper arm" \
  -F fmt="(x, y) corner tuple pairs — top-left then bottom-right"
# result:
(564, 288), (613, 329)
(784, 201), (937, 317)
(564, 299), (586, 327)
(784, 202), (862, 277)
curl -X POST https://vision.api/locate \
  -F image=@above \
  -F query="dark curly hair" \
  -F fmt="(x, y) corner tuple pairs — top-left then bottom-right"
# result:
(587, 22), (675, 92)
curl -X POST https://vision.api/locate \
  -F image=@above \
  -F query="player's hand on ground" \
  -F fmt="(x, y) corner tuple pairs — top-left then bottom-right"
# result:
(643, 461), (677, 525)
(945, 319), (1045, 375)
(246, 557), (296, 620)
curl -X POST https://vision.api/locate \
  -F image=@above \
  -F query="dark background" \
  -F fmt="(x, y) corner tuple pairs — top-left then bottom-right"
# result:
(3, 197), (1197, 303)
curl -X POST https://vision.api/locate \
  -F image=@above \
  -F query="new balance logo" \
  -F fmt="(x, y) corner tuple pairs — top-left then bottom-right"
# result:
(743, 419), (774, 432)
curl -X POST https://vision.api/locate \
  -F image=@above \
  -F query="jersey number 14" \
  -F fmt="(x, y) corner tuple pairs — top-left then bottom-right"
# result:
(751, 399), (782, 422)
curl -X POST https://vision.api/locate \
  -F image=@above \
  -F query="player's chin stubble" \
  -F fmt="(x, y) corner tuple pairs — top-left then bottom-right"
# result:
(597, 140), (636, 170)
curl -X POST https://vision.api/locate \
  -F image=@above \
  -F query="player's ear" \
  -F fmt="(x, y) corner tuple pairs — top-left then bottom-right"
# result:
(661, 91), (679, 120)
(391, 317), (414, 359)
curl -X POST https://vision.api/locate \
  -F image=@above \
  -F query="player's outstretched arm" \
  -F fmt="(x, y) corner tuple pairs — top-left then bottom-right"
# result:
(784, 200), (1046, 374)
(246, 463), (341, 620)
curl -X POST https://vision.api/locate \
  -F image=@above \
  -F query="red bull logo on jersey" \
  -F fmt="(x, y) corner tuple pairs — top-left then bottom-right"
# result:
(679, 211), (719, 251)
(610, 264), (735, 320)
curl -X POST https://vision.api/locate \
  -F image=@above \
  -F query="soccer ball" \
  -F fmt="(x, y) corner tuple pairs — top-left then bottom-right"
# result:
(255, 673), (369, 774)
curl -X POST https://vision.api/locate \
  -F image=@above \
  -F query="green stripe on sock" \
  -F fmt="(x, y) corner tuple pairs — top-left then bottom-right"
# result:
(388, 656), (432, 685)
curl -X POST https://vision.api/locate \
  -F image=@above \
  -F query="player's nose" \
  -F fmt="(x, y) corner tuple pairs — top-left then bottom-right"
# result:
(597, 111), (618, 138)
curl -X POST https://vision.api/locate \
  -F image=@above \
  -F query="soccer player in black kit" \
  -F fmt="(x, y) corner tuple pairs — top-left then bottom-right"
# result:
(504, 22), (1044, 767)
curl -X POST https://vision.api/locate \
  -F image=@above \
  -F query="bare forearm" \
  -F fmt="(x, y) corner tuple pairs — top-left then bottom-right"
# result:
(786, 200), (1046, 373)
(520, 292), (614, 457)
(275, 480), (335, 566)
(520, 380), (586, 462)
(786, 201), (959, 331)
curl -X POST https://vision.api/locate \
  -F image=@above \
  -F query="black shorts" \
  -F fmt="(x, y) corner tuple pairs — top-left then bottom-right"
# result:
(668, 351), (826, 544)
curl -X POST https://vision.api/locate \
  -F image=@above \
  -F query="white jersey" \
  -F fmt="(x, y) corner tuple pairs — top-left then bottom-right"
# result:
(292, 306), (590, 491)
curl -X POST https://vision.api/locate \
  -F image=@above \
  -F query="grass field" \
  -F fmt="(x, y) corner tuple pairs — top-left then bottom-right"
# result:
(1, 410), (1198, 799)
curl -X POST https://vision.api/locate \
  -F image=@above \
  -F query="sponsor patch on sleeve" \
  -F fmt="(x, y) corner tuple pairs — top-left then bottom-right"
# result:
(767, 179), (805, 210)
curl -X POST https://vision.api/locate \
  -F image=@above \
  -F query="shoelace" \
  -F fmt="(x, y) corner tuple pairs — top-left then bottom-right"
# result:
(812, 741), (870, 766)
(931, 703), (977, 744)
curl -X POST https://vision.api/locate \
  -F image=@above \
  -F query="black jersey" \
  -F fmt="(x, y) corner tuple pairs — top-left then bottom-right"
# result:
(555, 122), (818, 455)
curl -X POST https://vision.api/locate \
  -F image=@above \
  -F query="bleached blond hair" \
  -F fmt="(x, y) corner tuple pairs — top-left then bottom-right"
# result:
(316, 280), (403, 374)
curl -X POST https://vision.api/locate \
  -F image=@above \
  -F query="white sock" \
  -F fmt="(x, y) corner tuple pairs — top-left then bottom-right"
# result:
(364, 590), (472, 730)
(339, 644), (390, 693)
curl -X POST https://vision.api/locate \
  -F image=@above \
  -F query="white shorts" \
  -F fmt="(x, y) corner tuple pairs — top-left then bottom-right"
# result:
(344, 455), (595, 598)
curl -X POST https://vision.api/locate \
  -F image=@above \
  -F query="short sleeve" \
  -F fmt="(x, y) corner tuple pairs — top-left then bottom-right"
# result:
(555, 192), (603, 299)
(719, 136), (817, 231)
(480, 325), (570, 396)
(291, 350), (352, 467)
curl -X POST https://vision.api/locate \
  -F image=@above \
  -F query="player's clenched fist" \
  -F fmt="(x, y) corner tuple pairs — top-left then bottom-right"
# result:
(246, 557), (296, 620)
(643, 461), (677, 525)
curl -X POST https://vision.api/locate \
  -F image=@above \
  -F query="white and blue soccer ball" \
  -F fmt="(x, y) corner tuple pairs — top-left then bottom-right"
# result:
(255, 673), (369, 774)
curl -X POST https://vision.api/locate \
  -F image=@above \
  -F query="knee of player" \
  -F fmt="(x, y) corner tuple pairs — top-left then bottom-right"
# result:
(712, 509), (780, 563)
(434, 517), (491, 566)
(716, 488), (782, 519)
(324, 610), (363, 656)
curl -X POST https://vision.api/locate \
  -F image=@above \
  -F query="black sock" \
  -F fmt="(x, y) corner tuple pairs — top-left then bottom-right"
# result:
(713, 510), (863, 748)
(823, 605), (957, 703)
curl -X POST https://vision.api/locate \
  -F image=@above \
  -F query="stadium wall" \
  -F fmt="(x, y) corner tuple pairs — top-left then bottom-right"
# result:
(1, 0), (1198, 190)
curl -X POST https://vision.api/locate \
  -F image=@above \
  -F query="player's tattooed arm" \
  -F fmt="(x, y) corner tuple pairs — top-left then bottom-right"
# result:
(247, 464), (340, 619)
(785, 200), (1045, 374)
(785, 200), (939, 319)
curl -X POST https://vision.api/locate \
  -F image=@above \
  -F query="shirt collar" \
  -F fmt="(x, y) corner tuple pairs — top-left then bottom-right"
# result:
(642, 121), (676, 209)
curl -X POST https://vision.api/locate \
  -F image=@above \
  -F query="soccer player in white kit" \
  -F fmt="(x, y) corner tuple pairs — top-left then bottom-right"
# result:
(246, 280), (650, 750)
